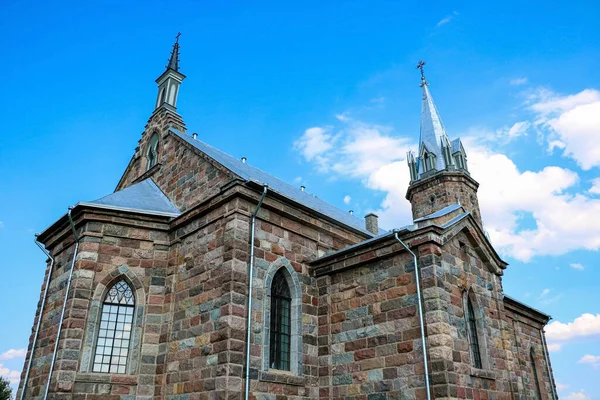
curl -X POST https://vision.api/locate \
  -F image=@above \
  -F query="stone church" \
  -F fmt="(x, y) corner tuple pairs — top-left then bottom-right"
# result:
(18, 38), (558, 400)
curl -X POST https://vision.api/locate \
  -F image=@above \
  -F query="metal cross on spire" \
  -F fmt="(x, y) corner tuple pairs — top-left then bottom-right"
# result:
(175, 32), (181, 43)
(167, 32), (181, 72)
(416, 60), (428, 86)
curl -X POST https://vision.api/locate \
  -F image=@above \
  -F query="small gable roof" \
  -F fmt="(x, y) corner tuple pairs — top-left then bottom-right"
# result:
(81, 178), (180, 217)
(171, 127), (385, 236)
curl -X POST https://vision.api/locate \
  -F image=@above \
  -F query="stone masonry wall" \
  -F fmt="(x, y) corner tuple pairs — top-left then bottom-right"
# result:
(18, 210), (173, 400)
(406, 173), (483, 227)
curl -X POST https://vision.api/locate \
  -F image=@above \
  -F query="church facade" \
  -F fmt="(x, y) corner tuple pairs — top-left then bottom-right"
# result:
(18, 39), (558, 400)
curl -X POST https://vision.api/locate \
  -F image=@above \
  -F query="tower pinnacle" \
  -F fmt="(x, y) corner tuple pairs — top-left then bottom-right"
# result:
(154, 33), (186, 112)
(167, 32), (181, 72)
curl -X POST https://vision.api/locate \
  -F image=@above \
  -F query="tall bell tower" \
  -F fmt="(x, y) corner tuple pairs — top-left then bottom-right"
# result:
(406, 62), (483, 227)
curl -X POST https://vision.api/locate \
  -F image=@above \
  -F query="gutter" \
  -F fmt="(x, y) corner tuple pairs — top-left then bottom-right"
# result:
(393, 231), (431, 400)
(20, 237), (56, 400)
(44, 207), (79, 399)
(244, 185), (268, 400)
(540, 327), (557, 400)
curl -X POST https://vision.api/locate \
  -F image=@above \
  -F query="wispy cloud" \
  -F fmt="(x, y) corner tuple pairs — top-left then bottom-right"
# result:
(0, 363), (21, 385)
(0, 349), (26, 361)
(436, 11), (459, 27)
(343, 195), (352, 205)
(578, 354), (600, 368)
(589, 178), (600, 195)
(563, 391), (591, 400)
(510, 77), (528, 86)
(570, 263), (584, 271)
(0, 221), (4, 229)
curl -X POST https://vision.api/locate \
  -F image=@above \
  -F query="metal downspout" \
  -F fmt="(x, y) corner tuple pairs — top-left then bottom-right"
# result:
(244, 185), (268, 400)
(540, 328), (557, 400)
(43, 207), (79, 399)
(20, 237), (55, 400)
(393, 231), (432, 400)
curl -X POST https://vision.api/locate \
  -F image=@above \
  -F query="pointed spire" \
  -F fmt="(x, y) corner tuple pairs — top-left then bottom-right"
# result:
(416, 61), (450, 175)
(167, 32), (181, 72)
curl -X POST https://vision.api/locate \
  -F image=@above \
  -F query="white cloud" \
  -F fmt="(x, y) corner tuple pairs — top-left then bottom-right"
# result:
(293, 127), (338, 171)
(563, 391), (591, 400)
(436, 11), (459, 27)
(0, 362), (20, 385)
(529, 88), (600, 170)
(536, 288), (562, 305)
(0, 349), (26, 361)
(343, 195), (351, 205)
(578, 354), (600, 368)
(510, 77), (528, 86)
(556, 382), (569, 391)
(547, 343), (562, 352)
(589, 178), (600, 195)
(569, 263), (584, 271)
(546, 314), (600, 349)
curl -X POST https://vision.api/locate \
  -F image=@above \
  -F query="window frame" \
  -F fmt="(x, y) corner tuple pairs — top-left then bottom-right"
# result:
(262, 260), (303, 376)
(466, 297), (483, 369)
(92, 280), (136, 374)
(146, 133), (159, 171)
(269, 270), (292, 371)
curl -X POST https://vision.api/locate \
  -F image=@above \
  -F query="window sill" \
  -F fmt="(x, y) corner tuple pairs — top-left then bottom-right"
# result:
(469, 367), (495, 380)
(259, 370), (305, 386)
(75, 372), (138, 385)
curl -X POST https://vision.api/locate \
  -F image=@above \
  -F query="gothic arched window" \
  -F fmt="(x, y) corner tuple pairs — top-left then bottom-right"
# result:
(92, 280), (135, 374)
(270, 269), (291, 371)
(466, 297), (482, 369)
(530, 348), (543, 399)
(146, 133), (159, 171)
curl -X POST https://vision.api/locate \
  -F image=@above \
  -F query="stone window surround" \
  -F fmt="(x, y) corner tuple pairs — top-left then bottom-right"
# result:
(146, 132), (160, 171)
(262, 258), (303, 376)
(462, 289), (491, 373)
(80, 265), (145, 375)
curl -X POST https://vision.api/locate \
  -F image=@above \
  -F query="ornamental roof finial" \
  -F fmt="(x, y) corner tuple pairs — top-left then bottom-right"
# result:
(416, 60), (428, 87)
(167, 32), (181, 72)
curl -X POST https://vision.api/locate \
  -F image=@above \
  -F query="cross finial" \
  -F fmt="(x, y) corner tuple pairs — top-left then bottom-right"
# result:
(416, 60), (428, 86)
(175, 32), (181, 43)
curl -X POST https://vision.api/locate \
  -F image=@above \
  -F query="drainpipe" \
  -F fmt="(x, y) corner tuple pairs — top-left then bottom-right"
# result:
(44, 207), (79, 399)
(393, 231), (431, 400)
(20, 237), (55, 400)
(244, 185), (268, 400)
(540, 328), (557, 400)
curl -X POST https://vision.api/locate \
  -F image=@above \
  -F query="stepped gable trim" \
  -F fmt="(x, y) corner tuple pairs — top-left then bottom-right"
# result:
(168, 127), (380, 237)
(504, 295), (551, 324)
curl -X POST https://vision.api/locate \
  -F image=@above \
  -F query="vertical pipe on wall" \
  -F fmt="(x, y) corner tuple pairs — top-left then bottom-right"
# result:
(20, 237), (55, 400)
(244, 185), (268, 400)
(44, 207), (79, 399)
(393, 231), (432, 400)
(540, 328), (557, 400)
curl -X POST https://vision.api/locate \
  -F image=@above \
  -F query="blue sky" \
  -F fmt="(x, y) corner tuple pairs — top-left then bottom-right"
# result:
(1, 0), (599, 397)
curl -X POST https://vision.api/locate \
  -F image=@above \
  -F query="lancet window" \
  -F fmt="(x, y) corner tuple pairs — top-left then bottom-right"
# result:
(92, 280), (135, 374)
(269, 269), (291, 371)
(466, 297), (482, 369)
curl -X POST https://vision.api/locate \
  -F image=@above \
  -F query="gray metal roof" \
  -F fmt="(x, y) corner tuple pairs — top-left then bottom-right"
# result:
(84, 178), (180, 217)
(451, 138), (462, 154)
(170, 127), (384, 236)
(418, 83), (449, 176)
(414, 203), (463, 222)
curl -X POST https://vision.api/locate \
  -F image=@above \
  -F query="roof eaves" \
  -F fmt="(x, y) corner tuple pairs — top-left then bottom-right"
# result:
(77, 202), (180, 218)
(504, 294), (552, 321)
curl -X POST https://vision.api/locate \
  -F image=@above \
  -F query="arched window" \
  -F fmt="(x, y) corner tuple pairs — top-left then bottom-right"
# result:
(146, 133), (159, 171)
(466, 297), (482, 369)
(270, 269), (291, 371)
(92, 280), (135, 374)
(530, 348), (543, 399)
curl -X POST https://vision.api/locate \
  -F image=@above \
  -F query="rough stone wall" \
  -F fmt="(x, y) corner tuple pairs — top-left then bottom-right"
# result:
(504, 307), (555, 398)
(116, 110), (236, 214)
(314, 241), (428, 400)
(406, 172), (482, 227)
(18, 211), (173, 400)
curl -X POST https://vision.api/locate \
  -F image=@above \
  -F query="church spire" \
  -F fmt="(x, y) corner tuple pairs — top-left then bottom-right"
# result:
(167, 32), (181, 72)
(406, 62), (481, 226)
(154, 33), (186, 112)
(407, 61), (466, 181)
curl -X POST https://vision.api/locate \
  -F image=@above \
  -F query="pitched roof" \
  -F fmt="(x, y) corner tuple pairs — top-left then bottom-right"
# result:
(170, 127), (385, 236)
(81, 178), (180, 217)
(414, 203), (463, 222)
